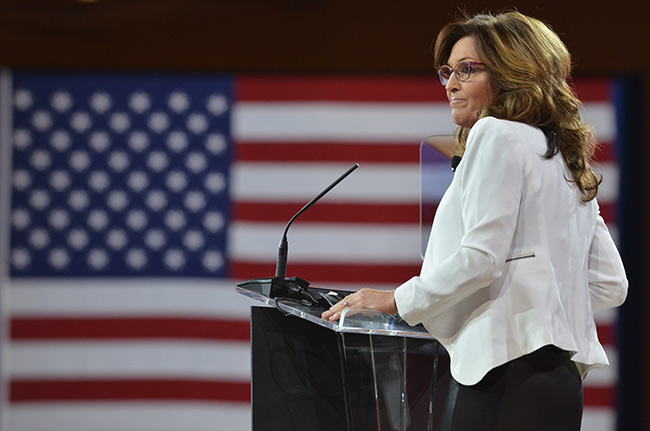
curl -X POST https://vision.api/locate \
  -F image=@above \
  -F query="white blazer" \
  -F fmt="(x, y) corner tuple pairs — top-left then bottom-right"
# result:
(394, 117), (628, 386)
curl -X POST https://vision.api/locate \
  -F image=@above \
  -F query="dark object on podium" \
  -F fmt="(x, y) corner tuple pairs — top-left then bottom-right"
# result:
(241, 286), (450, 431)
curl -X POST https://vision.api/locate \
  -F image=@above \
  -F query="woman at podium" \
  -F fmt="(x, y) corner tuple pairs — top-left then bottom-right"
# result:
(323, 10), (628, 431)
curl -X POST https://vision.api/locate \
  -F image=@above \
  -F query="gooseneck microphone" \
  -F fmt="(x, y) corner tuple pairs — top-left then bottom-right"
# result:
(237, 163), (360, 301)
(276, 163), (359, 279)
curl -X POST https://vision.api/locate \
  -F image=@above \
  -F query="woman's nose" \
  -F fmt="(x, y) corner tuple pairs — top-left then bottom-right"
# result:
(445, 71), (461, 92)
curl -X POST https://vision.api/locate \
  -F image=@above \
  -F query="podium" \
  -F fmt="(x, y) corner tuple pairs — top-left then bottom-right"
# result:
(237, 284), (450, 431)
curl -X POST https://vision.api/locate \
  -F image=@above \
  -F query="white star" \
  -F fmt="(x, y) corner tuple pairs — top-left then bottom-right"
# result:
(88, 170), (111, 193)
(168, 92), (190, 113)
(164, 249), (186, 271)
(166, 170), (188, 192)
(89, 131), (111, 153)
(11, 248), (32, 270)
(49, 248), (71, 270)
(28, 228), (50, 250)
(164, 210), (186, 231)
(108, 151), (131, 172)
(13, 170), (32, 191)
(68, 228), (90, 250)
(144, 229), (166, 250)
(68, 190), (90, 211)
(48, 209), (71, 230)
(69, 150), (92, 172)
(205, 133), (227, 155)
(146, 151), (168, 172)
(13, 129), (33, 150)
(30, 149), (52, 171)
(87, 209), (109, 231)
(206, 94), (229, 116)
(126, 209), (148, 231)
(14, 89), (34, 111)
(128, 131), (149, 152)
(183, 230), (205, 251)
(186, 113), (208, 135)
(32, 111), (53, 132)
(109, 112), (131, 134)
(51, 91), (73, 113)
(126, 248), (148, 270)
(184, 191), (206, 213)
(12, 208), (31, 230)
(203, 211), (225, 233)
(129, 92), (151, 114)
(107, 190), (129, 212)
(106, 228), (128, 250)
(127, 171), (149, 192)
(87, 248), (109, 270)
(148, 112), (170, 133)
(204, 172), (226, 194)
(29, 189), (51, 210)
(49, 170), (71, 191)
(202, 250), (224, 271)
(70, 111), (92, 133)
(50, 130), (72, 152)
(145, 190), (168, 212)
(90, 92), (112, 114)
(185, 152), (207, 173)
(166, 131), (188, 153)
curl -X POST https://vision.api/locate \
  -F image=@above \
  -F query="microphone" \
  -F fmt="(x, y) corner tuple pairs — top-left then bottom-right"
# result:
(237, 163), (360, 301)
(451, 155), (462, 172)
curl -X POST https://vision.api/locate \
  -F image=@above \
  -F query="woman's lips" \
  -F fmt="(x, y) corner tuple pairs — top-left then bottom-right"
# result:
(449, 98), (467, 107)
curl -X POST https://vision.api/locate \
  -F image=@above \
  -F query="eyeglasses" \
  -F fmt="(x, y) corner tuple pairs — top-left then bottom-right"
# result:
(438, 61), (486, 86)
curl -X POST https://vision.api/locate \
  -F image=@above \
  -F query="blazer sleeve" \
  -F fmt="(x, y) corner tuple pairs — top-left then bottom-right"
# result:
(588, 212), (628, 313)
(395, 117), (524, 324)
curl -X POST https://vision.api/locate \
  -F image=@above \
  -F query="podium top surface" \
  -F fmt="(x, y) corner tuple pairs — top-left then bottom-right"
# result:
(236, 285), (435, 340)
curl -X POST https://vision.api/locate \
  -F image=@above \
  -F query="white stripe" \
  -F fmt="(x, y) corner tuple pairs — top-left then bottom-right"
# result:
(233, 101), (614, 143)
(9, 340), (251, 380)
(593, 307), (618, 325)
(231, 161), (618, 205)
(5, 403), (610, 431)
(232, 162), (420, 203)
(583, 347), (618, 385)
(592, 162), (619, 203)
(230, 222), (422, 263)
(233, 102), (456, 142)
(7, 402), (251, 431)
(581, 102), (617, 142)
(581, 407), (614, 431)
(8, 280), (254, 318)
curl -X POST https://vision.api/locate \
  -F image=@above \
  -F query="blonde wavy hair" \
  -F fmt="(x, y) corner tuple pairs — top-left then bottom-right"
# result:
(433, 11), (601, 201)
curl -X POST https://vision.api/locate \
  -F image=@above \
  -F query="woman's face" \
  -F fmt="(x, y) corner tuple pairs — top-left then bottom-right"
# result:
(444, 36), (493, 128)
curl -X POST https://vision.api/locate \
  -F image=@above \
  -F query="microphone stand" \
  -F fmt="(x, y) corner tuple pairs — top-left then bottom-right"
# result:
(237, 163), (360, 302)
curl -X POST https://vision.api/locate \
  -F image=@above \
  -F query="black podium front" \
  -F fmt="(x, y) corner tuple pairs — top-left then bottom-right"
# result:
(239, 286), (450, 431)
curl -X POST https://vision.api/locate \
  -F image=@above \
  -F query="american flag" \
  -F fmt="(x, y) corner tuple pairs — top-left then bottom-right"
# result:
(0, 71), (620, 430)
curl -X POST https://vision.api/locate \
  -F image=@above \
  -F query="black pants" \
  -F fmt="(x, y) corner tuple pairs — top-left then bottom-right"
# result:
(439, 345), (584, 431)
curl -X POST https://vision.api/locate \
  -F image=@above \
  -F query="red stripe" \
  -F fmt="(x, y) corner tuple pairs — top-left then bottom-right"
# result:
(599, 202), (617, 225)
(572, 79), (612, 102)
(10, 317), (250, 341)
(236, 77), (610, 103)
(596, 323), (616, 346)
(232, 262), (420, 284)
(236, 76), (448, 102)
(10, 379), (250, 403)
(233, 202), (421, 224)
(583, 385), (615, 408)
(234, 142), (421, 163)
(9, 379), (611, 407)
(593, 140), (616, 163)
(234, 141), (615, 164)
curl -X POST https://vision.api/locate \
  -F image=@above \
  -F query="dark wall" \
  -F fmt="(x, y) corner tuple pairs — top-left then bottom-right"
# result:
(1, 1), (649, 429)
